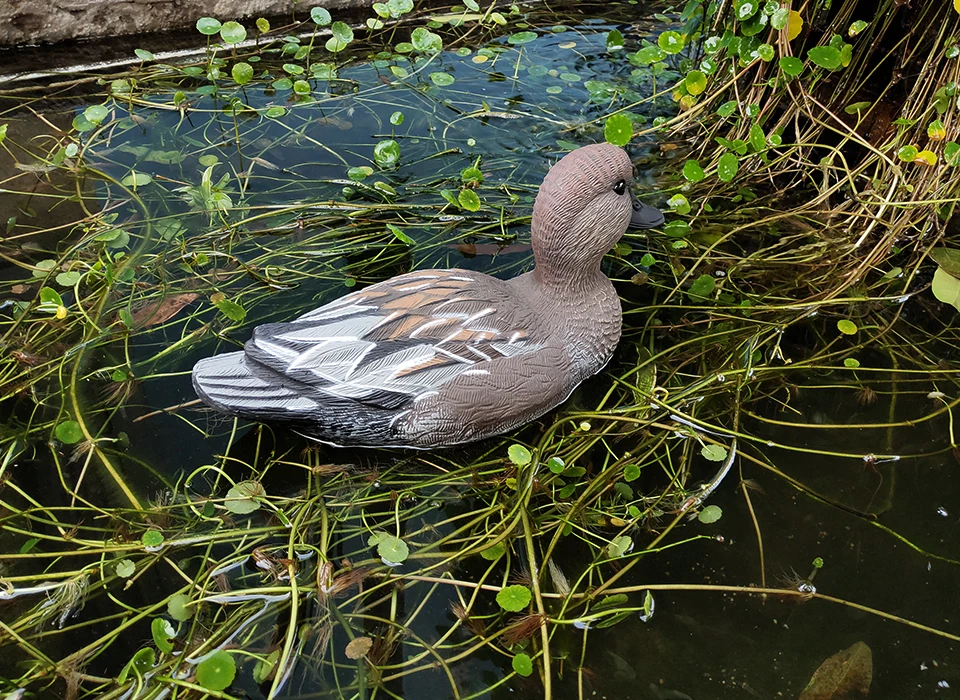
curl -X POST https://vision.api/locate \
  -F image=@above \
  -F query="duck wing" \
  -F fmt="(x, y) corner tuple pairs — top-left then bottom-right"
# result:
(193, 270), (543, 420)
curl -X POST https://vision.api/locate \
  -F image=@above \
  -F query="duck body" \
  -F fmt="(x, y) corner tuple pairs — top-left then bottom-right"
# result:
(192, 144), (662, 448)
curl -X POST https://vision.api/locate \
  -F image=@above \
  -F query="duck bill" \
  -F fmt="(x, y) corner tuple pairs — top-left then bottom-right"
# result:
(628, 192), (664, 229)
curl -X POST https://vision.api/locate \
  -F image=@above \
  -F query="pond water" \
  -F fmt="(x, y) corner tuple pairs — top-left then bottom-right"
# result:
(0, 2), (958, 699)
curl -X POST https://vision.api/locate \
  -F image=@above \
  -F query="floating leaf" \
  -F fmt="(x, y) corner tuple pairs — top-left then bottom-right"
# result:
(607, 535), (633, 557)
(142, 529), (164, 548)
(837, 319), (858, 335)
(83, 104), (109, 126)
(151, 618), (175, 654)
(461, 166), (483, 184)
(196, 17), (221, 35)
(348, 165), (373, 181)
(118, 648), (156, 683)
(167, 593), (192, 621)
(667, 194), (691, 215)
(844, 358), (860, 368)
(390, 111), (404, 125)
(632, 46), (666, 65)
(698, 505), (723, 524)
(496, 585), (532, 612)
(196, 651), (236, 692)
(604, 113), (633, 147)
(512, 653), (534, 677)
(310, 7), (332, 25)
(55, 420), (83, 444)
(429, 72), (455, 86)
(373, 139), (401, 168)
(848, 20), (868, 36)
(606, 29), (624, 51)
(458, 189), (481, 211)
(386, 223), (414, 245)
(481, 541), (506, 560)
(115, 559), (136, 578)
(623, 464), (641, 481)
(683, 159), (706, 182)
(214, 297), (246, 322)
(220, 21), (247, 44)
(56, 271), (81, 287)
(225, 480), (265, 514)
(507, 444), (532, 466)
(701, 444), (728, 462)
(121, 172), (152, 187)
(798, 642), (872, 700)
(717, 152), (739, 182)
(807, 46), (842, 70)
(507, 31), (538, 45)
(345, 636), (373, 659)
(376, 534), (409, 563)
(688, 274), (716, 299)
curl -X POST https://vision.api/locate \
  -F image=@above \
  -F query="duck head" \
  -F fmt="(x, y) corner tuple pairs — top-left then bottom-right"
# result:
(531, 144), (662, 283)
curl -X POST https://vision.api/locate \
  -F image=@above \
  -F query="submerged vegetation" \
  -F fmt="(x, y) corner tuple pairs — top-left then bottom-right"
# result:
(1, 0), (960, 698)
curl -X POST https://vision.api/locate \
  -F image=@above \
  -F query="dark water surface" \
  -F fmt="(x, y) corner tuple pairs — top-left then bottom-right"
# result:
(0, 3), (957, 699)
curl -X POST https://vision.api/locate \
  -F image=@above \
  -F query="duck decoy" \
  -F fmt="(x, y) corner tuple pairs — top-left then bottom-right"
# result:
(192, 143), (663, 447)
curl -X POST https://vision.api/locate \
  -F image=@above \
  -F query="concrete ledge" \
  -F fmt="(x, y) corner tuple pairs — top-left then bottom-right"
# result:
(1, 0), (373, 47)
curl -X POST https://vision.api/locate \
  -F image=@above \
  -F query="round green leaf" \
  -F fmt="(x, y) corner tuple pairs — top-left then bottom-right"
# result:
(390, 111), (404, 125)
(604, 113), (633, 147)
(507, 444), (531, 466)
(496, 584), (532, 612)
(683, 159), (705, 182)
(115, 559), (136, 578)
(293, 80), (311, 94)
(55, 420), (83, 444)
(481, 541), (506, 560)
(348, 166), (374, 181)
(167, 593), (192, 621)
(373, 139), (401, 168)
(667, 194), (691, 215)
(461, 166), (483, 184)
(807, 46), (842, 70)
(331, 20), (354, 44)
(698, 505), (723, 524)
(231, 62), (254, 85)
(196, 17), (222, 35)
(256, 17), (270, 33)
(508, 31), (538, 45)
(512, 653), (534, 677)
(778, 56), (804, 77)
(623, 464), (641, 482)
(266, 106), (287, 118)
(701, 444), (728, 462)
(151, 618), (176, 653)
(897, 145), (918, 162)
(142, 529), (165, 548)
(220, 21), (247, 44)
(121, 172), (152, 187)
(837, 319), (858, 335)
(56, 271), (82, 287)
(310, 7), (332, 25)
(933, 267), (960, 310)
(844, 358), (861, 368)
(458, 189), (481, 211)
(376, 534), (409, 563)
(658, 31), (685, 54)
(429, 72), (456, 86)
(225, 480), (265, 514)
(717, 152), (739, 182)
(83, 104), (109, 126)
(196, 651), (236, 692)
(411, 27), (442, 52)
(688, 274), (716, 299)
(684, 70), (707, 95)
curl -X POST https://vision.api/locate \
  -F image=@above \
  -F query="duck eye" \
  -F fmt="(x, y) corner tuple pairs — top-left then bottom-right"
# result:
(613, 180), (626, 196)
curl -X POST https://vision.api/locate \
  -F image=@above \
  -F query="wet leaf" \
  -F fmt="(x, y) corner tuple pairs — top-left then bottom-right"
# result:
(387, 223), (414, 245)
(848, 20), (868, 36)
(658, 31), (685, 54)
(897, 145), (918, 162)
(688, 274), (716, 299)
(115, 559), (136, 578)
(461, 166), (483, 184)
(799, 641), (872, 700)
(142, 530), (164, 548)
(481, 541), (506, 560)
(374, 139), (401, 168)
(196, 650), (236, 692)
(606, 29), (624, 51)
(698, 505), (723, 524)
(83, 104), (109, 125)
(429, 72), (455, 86)
(593, 593), (629, 611)
(684, 69), (707, 95)
(508, 444), (532, 466)
(56, 271), (81, 287)
(717, 152), (739, 181)
(512, 653), (533, 676)
(131, 293), (198, 328)
(914, 150), (937, 165)
(390, 110), (404, 125)
(256, 17), (270, 33)
(118, 648), (156, 683)
(151, 618), (175, 653)
(225, 480), (265, 514)
(253, 650), (279, 684)
(55, 420), (83, 445)
(496, 584), (532, 612)
(231, 62), (253, 85)
(928, 120), (946, 141)
(458, 189), (481, 211)
(135, 48), (154, 61)
(624, 464), (641, 481)
(345, 636), (373, 659)
(667, 194), (690, 214)
(507, 31), (537, 45)
(121, 171), (152, 187)
(683, 159), (706, 182)
(167, 593), (192, 621)
(701, 444), (728, 462)
(778, 56), (803, 76)
(932, 267), (960, 311)
(663, 220), (691, 238)
(214, 297), (246, 323)
(607, 535), (633, 557)
(377, 534), (409, 563)
(604, 113), (633, 147)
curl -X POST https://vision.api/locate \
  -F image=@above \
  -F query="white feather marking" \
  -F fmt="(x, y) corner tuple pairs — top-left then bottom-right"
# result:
(297, 303), (376, 322)
(466, 346), (492, 361)
(409, 318), (450, 338)
(461, 369), (490, 376)
(434, 346), (475, 364)
(343, 343), (375, 380)
(389, 410), (412, 429)
(448, 275), (473, 282)
(463, 307), (496, 325)
(509, 331), (522, 344)
(434, 296), (469, 309)
(371, 310), (402, 330)
(255, 339), (301, 363)
(393, 281), (433, 292)
(413, 390), (440, 403)
(284, 397), (318, 410)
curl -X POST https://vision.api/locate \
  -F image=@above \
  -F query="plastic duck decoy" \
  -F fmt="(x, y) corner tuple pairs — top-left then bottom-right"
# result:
(192, 143), (663, 447)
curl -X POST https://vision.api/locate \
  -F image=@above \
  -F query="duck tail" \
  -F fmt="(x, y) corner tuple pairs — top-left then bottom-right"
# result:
(192, 352), (320, 422)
